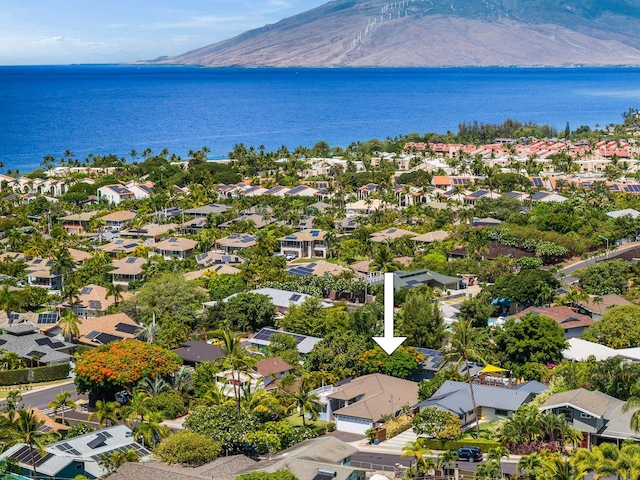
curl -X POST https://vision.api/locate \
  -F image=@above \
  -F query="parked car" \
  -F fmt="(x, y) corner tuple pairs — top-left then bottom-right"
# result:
(456, 446), (483, 463)
(285, 253), (297, 261)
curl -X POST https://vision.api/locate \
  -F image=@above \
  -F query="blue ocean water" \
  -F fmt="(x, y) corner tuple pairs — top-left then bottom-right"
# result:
(1, 65), (640, 172)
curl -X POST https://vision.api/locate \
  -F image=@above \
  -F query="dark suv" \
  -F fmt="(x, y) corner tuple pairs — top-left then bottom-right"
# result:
(456, 446), (483, 463)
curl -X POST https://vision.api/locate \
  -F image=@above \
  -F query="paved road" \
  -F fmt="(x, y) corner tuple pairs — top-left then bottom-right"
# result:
(558, 241), (640, 284)
(0, 380), (83, 410)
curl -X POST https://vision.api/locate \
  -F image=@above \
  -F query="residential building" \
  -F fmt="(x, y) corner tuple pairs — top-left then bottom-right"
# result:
(100, 210), (137, 230)
(76, 313), (140, 347)
(59, 211), (99, 235)
(98, 239), (142, 258)
(576, 294), (631, 320)
(313, 373), (419, 434)
(411, 230), (449, 246)
(219, 213), (275, 230)
(563, 338), (640, 363)
(72, 284), (116, 319)
(248, 327), (322, 355)
(109, 257), (145, 289)
(1, 424), (150, 479)
(26, 258), (61, 291)
(279, 229), (328, 259)
(256, 357), (294, 388)
(183, 203), (231, 217)
(97, 184), (136, 205)
(126, 181), (154, 199)
(540, 389), (639, 447)
(287, 260), (352, 277)
(415, 380), (547, 426)
(513, 307), (594, 338)
(234, 437), (365, 480)
(206, 288), (332, 314)
(109, 455), (255, 480)
(120, 223), (178, 241)
(154, 237), (197, 260)
(0, 323), (73, 366)
(215, 233), (257, 254)
(195, 251), (246, 269)
(173, 340), (224, 367)
(370, 227), (416, 243)
(448, 241), (534, 261)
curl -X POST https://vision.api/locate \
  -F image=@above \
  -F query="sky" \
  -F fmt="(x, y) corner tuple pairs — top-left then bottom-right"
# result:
(0, 0), (327, 65)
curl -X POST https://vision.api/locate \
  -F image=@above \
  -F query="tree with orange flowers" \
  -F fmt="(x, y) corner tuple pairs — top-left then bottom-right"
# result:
(74, 339), (182, 402)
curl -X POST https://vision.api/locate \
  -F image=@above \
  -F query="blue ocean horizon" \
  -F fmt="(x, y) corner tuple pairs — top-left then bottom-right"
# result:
(1, 64), (640, 172)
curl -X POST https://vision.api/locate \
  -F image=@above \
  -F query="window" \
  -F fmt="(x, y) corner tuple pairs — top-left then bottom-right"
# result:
(580, 412), (593, 419)
(495, 409), (509, 417)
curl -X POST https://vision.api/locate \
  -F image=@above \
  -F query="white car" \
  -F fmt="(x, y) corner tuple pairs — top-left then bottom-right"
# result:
(285, 253), (297, 261)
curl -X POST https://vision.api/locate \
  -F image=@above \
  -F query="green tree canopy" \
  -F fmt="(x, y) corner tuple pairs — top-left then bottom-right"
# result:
(154, 431), (221, 466)
(582, 305), (640, 349)
(399, 289), (444, 349)
(357, 346), (425, 379)
(484, 270), (560, 308)
(209, 292), (276, 332)
(575, 260), (632, 295)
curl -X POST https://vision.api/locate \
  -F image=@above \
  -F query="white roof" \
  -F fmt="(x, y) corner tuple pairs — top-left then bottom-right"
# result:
(563, 337), (640, 362)
(606, 208), (640, 219)
(205, 288), (332, 310)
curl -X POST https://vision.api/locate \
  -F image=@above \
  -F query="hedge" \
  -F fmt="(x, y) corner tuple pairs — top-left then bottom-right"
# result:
(419, 438), (501, 453)
(0, 363), (70, 386)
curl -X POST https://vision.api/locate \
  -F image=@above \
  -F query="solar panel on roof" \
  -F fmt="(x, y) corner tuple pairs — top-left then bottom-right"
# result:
(12, 445), (52, 467)
(124, 243), (138, 249)
(86, 330), (100, 339)
(241, 237), (254, 243)
(532, 178), (543, 186)
(388, 228), (396, 233)
(285, 235), (297, 240)
(115, 239), (124, 244)
(88, 300), (102, 309)
(115, 323), (139, 334)
(307, 263), (317, 268)
(94, 332), (122, 344)
(88, 434), (107, 449)
(311, 230), (319, 236)
(33, 258), (43, 264)
(289, 294), (302, 302)
(222, 255), (231, 262)
(81, 287), (93, 295)
(169, 238), (178, 243)
(37, 313), (58, 324)
(10, 313), (19, 321)
(35, 338), (53, 347)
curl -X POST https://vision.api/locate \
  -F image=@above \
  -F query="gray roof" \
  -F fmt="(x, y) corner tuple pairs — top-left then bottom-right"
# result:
(234, 437), (362, 480)
(416, 380), (546, 415)
(213, 288), (333, 311)
(0, 328), (73, 364)
(394, 269), (460, 290)
(248, 327), (322, 355)
(110, 455), (255, 480)
(184, 203), (231, 216)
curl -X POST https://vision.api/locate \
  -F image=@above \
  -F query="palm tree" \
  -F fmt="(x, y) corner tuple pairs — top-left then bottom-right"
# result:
(51, 249), (75, 290)
(402, 439), (433, 472)
(0, 284), (20, 320)
(370, 245), (402, 273)
(572, 443), (620, 480)
(285, 375), (322, 426)
(137, 316), (160, 343)
(98, 448), (140, 476)
(438, 450), (459, 478)
(105, 282), (124, 306)
(137, 376), (170, 397)
(474, 460), (501, 480)
(518, 453), (543, 480)
(592, 295), (605, 315)
(133, 411), (171, 448)
(558, 288), (589, 309)
(623, 381), (640, 433)
(62, 282), (81, 308)
(47, 391), (77, 425)
(212, 329), (257, 421)
(58, 310), (82, 342)
(170, 366), (193, 395)
(616, 443), (640, 480)
(10, 408), (49, 478)
(120, 391), (149, 427)
(544, 457), (584, 480)
(443, 318), (489, 438)
(202, 381), (235, 407)
(88, 400), (120, 428)
(487, 446), (509, 479)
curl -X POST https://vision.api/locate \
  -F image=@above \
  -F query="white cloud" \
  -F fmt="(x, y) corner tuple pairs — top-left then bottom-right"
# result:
(32, 36), (114, 49)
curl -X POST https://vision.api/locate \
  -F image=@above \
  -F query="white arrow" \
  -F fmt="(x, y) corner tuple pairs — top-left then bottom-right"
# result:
(373, 272), (407, 355)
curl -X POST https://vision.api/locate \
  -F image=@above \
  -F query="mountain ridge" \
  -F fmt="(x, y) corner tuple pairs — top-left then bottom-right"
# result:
(143, 0), (640, 67)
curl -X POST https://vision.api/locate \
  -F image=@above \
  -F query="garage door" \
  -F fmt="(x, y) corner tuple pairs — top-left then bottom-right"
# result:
(335, 415), (372, 435)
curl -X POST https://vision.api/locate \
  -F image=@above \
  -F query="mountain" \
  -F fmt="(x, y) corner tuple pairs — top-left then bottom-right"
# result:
(145, 0), (640, 67)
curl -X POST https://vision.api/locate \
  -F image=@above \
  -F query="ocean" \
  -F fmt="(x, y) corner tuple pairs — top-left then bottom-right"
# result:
(1, 65), (640, 172)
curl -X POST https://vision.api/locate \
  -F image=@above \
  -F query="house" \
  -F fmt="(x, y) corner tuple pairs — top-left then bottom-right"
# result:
(606, 208), (640, 219)
(215, 233), (257, 254)
(412, 230), (449, 246)
(411, 347), (446, 381)
(126, 181), (154, 200)
(97, 184), (136, 205)
(98, 239), (142, 257)
(386, 269), (461, 292)
(154, 237), (197, 260)
(184, 264), (241, 280)
(26, 258), (62, 291)
(287, 260), (352, 277)
(100, 210), (137, 230)
(512, 307), (594, 338)
(59, 211), (99, 235)
(576, 294), (631, 320)
(530, 191), (568, 203)
(183, 203), (231, 217)
(248, 327), (322, 355)
(563, 338), (640, 363)
(109, 455), (256, 480)
(234, 437), (365, 480)
(540, 389), (639, 447)
(181, 217), (207, 234)
(109, 257), (145, 289)
(120, 223), (178, 241)
(463, 190), (501, 205)
(76, 313), (140, 346)
(415, 380), (547, 427)
(72, 284), (117, 318)
(195, 251), (246, 270)
(314, 373), (419, 434)
(256, 357), (294, 388)
(279, 229), (328, 259)
(370, 228), (416, 243)
(0, 323), (73, 366)
(219, 214), (275, 230)
(173, 340), (224, 367)
(205, 288), (332, 314)
(448, 241), (534, 261)
(0, 424), (151, 479)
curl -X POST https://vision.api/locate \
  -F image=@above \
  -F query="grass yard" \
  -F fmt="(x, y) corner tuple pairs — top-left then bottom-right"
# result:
(286, 414), (331, 428)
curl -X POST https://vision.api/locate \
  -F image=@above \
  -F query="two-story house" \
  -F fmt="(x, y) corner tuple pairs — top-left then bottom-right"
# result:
(279, 229), (328, 259)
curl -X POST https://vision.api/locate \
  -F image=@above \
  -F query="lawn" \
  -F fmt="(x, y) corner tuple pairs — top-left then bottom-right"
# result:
(286, 414), (330, 428)
(0, 378), (74, 399)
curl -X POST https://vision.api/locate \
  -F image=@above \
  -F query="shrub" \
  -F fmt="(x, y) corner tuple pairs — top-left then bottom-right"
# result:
(154, 431), (221, 466)
(382, 414), (412, 439)
(0, 363), (70, 386)
(66, 423), (95, 438)
(245, 431), (281, 455)
(145, 392), (187, 420)
(505, 441), (559, 455)
(237, 472), (298, 480)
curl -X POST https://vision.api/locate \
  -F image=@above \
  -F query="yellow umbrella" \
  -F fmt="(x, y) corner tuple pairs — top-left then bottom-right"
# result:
(480, 364), (508, 374)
